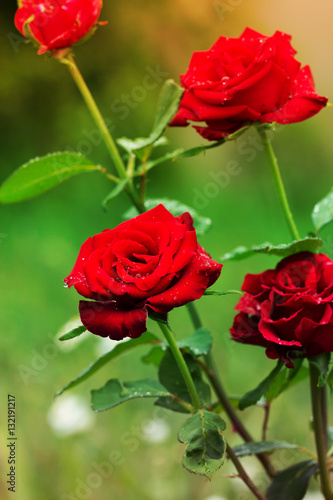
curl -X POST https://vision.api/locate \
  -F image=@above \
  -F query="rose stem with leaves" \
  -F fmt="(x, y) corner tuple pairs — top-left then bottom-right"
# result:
(186, 302), (275, 479)
(63, 54), (145, 213)
(157, 321), (201, 411)
(309, 362), (333, 499)
(257, 125), (300, 241)
(158, 320), (268, 500)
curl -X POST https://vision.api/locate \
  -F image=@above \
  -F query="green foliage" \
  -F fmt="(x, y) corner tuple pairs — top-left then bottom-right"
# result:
(265, 359), (308, 402)
(0, 152), (103, 203)
(102, 178), (130, 209)
(266, 460), (318, 500)
(312, 188), (333, 233)
(178, 409), (226, 478)
(55, 332), (160, 397)
(156, 349), (211, 413)
(117, 80), (184, 155)
(203, 289), (243, 297)
(240, 361), (284, 409)
(231, 440), (298, 458)
(142, 328), (212, 369)
(178, 328), (213, 357)
(221, 237), (323, 262)
(124, 198), (212, 236)
(239, 359), (307, 410)
(91, 378), (171, 411)
(58, 325), (86, 342)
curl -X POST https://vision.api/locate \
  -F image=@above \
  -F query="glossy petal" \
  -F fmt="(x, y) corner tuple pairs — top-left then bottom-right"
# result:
(79, 301), (148, 340)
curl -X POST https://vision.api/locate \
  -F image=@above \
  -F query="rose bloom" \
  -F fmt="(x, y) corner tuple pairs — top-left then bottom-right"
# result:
(230, 252), (333, 367)
(15, 0), (103, 55)
(171, 28), (327, 141)
(64, 205), (222, 340)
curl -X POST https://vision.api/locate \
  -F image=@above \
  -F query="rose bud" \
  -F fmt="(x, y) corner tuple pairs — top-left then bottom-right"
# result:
(64, 204), (222, 341)
(14, 0), (104, 55)
(171, 28), (327, 141)
(230, 252), (333, 367)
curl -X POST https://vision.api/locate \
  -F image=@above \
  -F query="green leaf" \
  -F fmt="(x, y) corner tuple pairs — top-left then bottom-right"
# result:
(55, 332), (160, 397)
(221, 238), (323, 262)
(123, 198), (212, 236)
(142, 328), (212, 369)
(309, 353), (332, 387)
(141, 346), (166, 367)
(59, 325), (86, 342)
(102, 178), (130, 210)
(171, 139), (226, 160)
(91, 378), (171, 412)
(265, 359), (307, 402)
(169, 126), (251, 160)
(266, 460), (318, 500)
(240, 359), (307, 410)
(232, 441), (298, 459)
(117, 80), (184, 154)
(0, 152), (103, 204)
(239, 361), (284, 410)
(312, 188), (333, 233)
(178, 409), (226, 478)
(156, 349), (211, 412)
(203, 289), (243, 297)
(178, 328), (213, 357)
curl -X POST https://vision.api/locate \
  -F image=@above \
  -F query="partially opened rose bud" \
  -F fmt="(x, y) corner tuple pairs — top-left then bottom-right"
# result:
(14, 0), (104, 56)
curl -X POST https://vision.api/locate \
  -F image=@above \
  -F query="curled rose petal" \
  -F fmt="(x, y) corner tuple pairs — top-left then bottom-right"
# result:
(79, 301), (148, 341)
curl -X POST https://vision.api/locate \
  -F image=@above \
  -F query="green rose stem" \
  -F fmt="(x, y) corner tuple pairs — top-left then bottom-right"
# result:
(309, 361), (333, 499)
(186, 302), (275, 479)
(157, 321), (201, 411)
(257, 126), (300, 241)
(63, 54), (145, 213)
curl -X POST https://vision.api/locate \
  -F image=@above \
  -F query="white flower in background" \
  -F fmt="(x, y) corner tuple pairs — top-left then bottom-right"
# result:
(304, 493), (325, 500)
(94, 335), (129, 357)
(57, 316), (87, 352)
(204, 496), (228, 500)
(47, 395), (95, 437)
(143, 419), (171, 443)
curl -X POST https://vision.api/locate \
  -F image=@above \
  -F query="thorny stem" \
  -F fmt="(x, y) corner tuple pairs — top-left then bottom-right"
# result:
(257, 126), (300, 241)
(309, 362), (333, 499)
(227, 443), (268, 500)
(262, 403), (271, 442)
(186, 302), (275, 478)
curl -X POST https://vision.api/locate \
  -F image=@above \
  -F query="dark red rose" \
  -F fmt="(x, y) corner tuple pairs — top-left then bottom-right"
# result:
(230, 252), (333, 367)
(64, 205), (222, 340)
(15, 0), (103, 55)
(171, 28), (327, 141)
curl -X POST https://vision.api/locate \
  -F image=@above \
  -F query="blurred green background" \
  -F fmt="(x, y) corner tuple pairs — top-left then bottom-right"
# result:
(1, 1), (333, 499)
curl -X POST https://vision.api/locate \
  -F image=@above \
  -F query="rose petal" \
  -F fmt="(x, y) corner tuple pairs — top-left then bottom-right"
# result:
(79, 301), (148, 340)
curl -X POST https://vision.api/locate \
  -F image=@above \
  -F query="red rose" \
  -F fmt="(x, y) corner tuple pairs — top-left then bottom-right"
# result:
(14, 0), (103, 55)
(171, 28), (327, 141)
(64, 205), (222, 340)
(230, 252), (333, 367)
